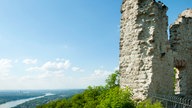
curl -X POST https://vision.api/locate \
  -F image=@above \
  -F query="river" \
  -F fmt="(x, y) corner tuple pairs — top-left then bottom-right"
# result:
(0, 93), (54, 108)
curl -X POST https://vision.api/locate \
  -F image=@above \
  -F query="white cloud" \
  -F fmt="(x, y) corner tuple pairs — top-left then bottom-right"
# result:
(72, 67), (84, 72)
(27, 60), (71, 72)
(14, 59), (19, 63)
(22, 69), (111, 89)
(114, 66), (119, 71)
(0, 58), (116, 90)
(78, 69), (112, 87)
(23, 59), (37, 65)
(0, 59), (12, 69)
(93, 69), (111, 76)
(0, 67), (114, 90)
(91, 69), (112, 79)
(0, 59), (13, 80)
(26, 67), (39, 72)
(42, 60), (70, 70)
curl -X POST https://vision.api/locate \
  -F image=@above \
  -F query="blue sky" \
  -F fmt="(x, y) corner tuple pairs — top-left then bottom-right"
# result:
(0, 0), (191, 90)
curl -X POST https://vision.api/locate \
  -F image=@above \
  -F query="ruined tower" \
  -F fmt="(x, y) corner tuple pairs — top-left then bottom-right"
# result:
(119, 0), (174, 100)
(170, 9), (192, 96)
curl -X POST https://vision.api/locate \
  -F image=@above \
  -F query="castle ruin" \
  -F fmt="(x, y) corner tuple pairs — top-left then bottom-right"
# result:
(170, 9), (192, 96)
(119, 0), (192, 100)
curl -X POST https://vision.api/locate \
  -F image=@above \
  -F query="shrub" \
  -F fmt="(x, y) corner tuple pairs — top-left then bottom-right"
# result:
(136, 99), (163, 108)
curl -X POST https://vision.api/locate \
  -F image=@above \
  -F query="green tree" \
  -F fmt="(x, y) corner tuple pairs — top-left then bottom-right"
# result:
(55, 99), (72, 108)
(97, 87), (135, 108)
(105, 70), (120, 88)
(70, 94), (85, 108)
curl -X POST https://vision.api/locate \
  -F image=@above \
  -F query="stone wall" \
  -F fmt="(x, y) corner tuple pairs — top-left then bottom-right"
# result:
(170, 9), (192, 96)
(119, 0), (174, 101)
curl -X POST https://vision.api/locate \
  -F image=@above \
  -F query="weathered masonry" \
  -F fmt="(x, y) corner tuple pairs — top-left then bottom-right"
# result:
(170, 9), (192, 96)
(119, 0), (174, 101)
(119, 0), (192, 101)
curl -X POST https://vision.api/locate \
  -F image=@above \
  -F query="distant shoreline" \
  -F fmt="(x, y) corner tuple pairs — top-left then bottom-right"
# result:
(0, 93), (54, 108)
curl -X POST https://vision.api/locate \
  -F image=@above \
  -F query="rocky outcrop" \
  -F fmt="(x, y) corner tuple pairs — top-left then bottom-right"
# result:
(170, 9), (192, 96)
(119, 0), (174, 101)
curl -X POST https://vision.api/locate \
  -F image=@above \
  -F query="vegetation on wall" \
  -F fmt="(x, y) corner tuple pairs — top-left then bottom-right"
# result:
(136, 99), (163, 108)
(173, 67), (178, 92)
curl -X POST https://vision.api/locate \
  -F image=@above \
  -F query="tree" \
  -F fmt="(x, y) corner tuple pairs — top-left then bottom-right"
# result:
(105, 70), (120, 88)
(97, 87), (135, 108)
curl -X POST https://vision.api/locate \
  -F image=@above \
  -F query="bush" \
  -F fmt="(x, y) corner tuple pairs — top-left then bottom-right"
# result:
(136, 99), (163, 108)
(97, 87), (135, 108)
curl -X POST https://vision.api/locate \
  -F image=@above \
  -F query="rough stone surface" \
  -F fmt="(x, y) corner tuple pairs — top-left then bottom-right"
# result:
(170, 9), (192, 96)
(119, 0), (174, 101)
